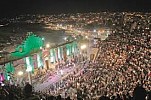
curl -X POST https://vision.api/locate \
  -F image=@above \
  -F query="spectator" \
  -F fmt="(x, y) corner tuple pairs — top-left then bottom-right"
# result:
(23, 82), (32, 98)
(133, 85), (147, 100)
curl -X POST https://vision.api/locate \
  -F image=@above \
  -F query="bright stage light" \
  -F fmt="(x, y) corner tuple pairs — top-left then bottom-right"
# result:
(81, 44), (87, 50)
(46, 43), (50, 48)
(18, 71), (23, 76)
(85, 36), (88, 39)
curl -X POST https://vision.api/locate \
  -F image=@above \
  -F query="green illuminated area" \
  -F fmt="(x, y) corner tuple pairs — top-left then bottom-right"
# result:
(11, 34), (44, 58)
(5, 62), (15, 73)
(4, 62), (15, 80)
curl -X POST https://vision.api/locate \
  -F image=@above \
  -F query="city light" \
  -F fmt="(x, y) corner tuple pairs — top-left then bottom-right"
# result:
(18, 71), (23, 76)
(80, 44), (87, 50)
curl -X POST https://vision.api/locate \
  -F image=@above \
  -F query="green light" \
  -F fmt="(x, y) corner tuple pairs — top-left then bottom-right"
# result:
(11, 33), (44, 58)
(4, 62), (15, 80)
(5, 62), (15, 73)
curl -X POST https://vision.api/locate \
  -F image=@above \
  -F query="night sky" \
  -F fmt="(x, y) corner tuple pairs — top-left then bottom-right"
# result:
(0, 0), (151, 17)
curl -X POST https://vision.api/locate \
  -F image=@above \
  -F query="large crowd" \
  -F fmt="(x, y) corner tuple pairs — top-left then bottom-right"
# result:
(0, 30), (151, 100)
(41, 18), (150, 100)
(0, 14), (151, 100)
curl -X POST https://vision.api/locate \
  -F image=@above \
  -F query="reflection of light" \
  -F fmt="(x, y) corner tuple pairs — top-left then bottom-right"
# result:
(18, 71), (23, 76)
(81, 44), (87, 50)
(46, 44), (50, 48)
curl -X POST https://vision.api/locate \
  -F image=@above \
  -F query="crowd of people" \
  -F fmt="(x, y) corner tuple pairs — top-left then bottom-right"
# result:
(0, 82), (72, 100)
(0, 29), (151, 100)
(34, 18), (150, 99)
(0, 16), (151, 100)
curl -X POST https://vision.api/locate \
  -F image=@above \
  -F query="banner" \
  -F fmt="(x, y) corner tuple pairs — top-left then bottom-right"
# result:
(33, 54), (38, 69)
(25, 56), (34, 73)
(58, 47), (62, 60)
(66, 44), (70, 56)
(37, 52), (43, 68)
(50, 49), (55, 63)
(60, 47), (64, 60)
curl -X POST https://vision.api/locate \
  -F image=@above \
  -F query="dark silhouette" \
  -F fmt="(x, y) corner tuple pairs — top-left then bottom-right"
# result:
(133, 85), (147, 100)
(23, 82), (32, 98)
